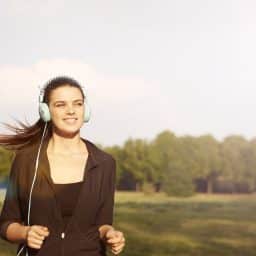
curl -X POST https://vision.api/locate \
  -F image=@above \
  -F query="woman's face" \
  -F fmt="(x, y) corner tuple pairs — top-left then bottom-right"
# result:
(48, 85), (85, 137)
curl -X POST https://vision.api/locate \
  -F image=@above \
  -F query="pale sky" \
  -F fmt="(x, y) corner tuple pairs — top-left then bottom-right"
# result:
(0, 0), (256, 146)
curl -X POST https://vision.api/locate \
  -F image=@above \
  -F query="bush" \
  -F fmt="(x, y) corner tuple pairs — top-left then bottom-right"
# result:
(162, 169), (195, 197)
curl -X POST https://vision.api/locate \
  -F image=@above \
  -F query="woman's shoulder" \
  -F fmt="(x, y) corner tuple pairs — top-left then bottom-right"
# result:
(82, 138), (116, 164)
(14, 139), (40, 160)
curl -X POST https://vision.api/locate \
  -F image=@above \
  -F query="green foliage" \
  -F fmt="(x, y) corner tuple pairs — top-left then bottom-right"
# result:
(0, 148), (13, 183)
(221, 136), (256, 193)
(162, 168), (195, 197)
(101, 130), (256, 195)
(103, 144), (124, 184)
(192, 135), (223, 193)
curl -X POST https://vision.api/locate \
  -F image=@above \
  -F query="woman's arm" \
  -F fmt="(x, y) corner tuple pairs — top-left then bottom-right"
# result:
(6, 223), (50, 249)
(96, 158), (125, 254)
(5, 222), (29, 244)
(95, 158), (116, 229)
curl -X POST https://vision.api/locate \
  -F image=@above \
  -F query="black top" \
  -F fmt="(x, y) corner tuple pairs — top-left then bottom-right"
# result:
(52, 181), (83, 229)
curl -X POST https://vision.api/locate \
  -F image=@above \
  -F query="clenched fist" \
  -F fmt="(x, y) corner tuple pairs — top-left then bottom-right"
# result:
(25, 225), (50, 249)
(105, 229), (125, 255)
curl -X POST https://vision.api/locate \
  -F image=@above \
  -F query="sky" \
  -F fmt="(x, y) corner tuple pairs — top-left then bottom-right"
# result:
(0, 0), (256, 146)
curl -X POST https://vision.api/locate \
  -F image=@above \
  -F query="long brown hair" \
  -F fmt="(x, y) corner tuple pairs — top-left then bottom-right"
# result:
(0, 76), (85, 151)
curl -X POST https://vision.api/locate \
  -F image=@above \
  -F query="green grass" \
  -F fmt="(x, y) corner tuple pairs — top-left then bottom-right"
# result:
(1, 192), (256, 255)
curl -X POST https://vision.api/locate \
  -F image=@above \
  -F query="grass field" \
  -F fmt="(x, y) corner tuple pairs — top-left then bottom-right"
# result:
(1, 191), (256, 256)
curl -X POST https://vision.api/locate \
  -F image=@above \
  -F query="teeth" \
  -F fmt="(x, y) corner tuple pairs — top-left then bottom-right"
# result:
(64, 118), (77, 124)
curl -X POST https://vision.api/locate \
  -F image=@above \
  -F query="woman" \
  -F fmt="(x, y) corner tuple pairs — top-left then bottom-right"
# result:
(0, 76), (125, 256)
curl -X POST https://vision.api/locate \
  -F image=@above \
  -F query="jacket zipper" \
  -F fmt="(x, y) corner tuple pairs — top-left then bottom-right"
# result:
(61, 231), (65, 256)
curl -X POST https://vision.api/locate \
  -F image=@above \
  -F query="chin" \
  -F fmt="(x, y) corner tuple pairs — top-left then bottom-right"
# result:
(60, 130), (80, 138)
(53, 126), (81, 138)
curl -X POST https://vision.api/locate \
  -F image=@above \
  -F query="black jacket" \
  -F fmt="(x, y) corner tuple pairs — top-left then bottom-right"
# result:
(0, 136), (116, 256)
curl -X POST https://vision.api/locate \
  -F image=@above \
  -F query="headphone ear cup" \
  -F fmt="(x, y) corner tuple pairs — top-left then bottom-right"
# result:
(84, 101), (91, 123)
(39, 103), (51, 122)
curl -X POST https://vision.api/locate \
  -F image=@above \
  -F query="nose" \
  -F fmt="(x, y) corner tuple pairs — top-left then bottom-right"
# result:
(66, 105), (75, 114)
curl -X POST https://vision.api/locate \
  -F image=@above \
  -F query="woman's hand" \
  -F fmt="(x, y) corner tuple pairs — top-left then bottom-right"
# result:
(104, 228), (125, 255)
(25, 225), (50, 249)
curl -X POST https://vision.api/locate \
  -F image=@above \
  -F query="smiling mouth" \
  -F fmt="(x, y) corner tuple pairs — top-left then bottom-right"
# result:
(63, 118), (78, 124)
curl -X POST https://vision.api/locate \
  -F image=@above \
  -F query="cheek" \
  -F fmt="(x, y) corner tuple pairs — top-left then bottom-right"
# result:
(77, 108), (84, 118)
(50, 110), (64, 122)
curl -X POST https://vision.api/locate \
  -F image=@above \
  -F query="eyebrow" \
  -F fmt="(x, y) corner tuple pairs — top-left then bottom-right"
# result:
(53, 99), (84, 104)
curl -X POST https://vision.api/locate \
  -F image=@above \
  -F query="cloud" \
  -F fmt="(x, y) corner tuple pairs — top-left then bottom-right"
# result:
(0, 58), (162, 145)
(0, 58), (157, 105)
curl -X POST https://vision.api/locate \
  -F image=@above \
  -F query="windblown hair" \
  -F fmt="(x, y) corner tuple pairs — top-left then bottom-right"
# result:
(0, 76), (85, 151)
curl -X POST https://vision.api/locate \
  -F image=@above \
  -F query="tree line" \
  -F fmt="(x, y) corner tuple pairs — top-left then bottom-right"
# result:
(0, 130), (256, 196)
(104, 130), (256, 196)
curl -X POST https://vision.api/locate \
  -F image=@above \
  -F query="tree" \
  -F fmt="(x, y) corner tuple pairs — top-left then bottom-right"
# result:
(152, 130), (195, 196)
(221, 136), (253, 193)
(103, 144), (124, 185)
(195, 135), (222, 193)
(120, 138), (155, 191)
(0, 147), (13, 185)
(151, 130), (178, 191)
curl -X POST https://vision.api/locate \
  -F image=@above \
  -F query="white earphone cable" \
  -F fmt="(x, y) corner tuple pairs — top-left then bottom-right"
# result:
(16, 122), (48, 256)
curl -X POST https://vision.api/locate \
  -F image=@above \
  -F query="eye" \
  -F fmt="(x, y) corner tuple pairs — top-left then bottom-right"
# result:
(55, 103), (65, 107)
(75, 102), (83, 106)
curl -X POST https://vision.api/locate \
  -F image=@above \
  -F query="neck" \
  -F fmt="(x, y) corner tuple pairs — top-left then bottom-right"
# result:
(48, 132), (87, 155)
